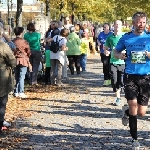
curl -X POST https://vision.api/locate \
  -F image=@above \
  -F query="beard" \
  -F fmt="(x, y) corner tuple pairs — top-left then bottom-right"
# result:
(135, 27), (145, 33)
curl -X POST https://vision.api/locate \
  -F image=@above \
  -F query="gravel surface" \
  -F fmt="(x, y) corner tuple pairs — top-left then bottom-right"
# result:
(14, 54), (150, 150)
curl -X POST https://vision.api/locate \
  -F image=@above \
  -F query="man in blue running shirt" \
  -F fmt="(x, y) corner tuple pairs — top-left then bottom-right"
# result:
(114, 12), (150, 149)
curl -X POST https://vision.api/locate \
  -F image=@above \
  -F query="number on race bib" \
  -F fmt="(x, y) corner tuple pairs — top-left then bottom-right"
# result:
(131, 51), (146, 64)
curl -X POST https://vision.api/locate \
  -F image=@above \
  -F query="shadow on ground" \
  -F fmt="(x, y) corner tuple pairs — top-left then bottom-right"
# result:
(10, 121), (150, 150)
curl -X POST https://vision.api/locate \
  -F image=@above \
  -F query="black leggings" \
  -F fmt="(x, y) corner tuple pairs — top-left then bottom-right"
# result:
(110, 64), (125, 92)
(67, 55), (80, 74)
(45, 67), (51, 83)
(0, 94), (8, 122)
(100, 53), (110, 80)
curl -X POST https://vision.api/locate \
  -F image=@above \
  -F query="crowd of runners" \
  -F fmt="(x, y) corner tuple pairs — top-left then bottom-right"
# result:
(0, 11), (150, 150)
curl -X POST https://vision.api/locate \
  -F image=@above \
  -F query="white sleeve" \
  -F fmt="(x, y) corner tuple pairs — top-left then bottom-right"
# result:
(60, 38), (67, 46)
(53, 35), (57, 41)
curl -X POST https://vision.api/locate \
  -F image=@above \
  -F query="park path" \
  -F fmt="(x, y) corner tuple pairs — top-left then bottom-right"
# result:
(14, 54), (150, 150)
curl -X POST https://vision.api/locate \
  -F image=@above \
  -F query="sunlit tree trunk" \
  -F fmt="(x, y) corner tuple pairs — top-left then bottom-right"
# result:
(16, 0), (23, 27)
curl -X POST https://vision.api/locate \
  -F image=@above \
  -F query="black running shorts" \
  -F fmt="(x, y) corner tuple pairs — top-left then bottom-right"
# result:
(124, 74), (150, 106)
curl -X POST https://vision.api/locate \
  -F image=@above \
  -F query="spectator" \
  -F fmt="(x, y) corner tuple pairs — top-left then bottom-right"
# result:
(0, 26), (16, 134)
(47, 28), (69, 86)
(13, 27), (31, 98)
(66, 26), (81, 75)
(80, 32), (89, 72)
(24, 23), (41, 85)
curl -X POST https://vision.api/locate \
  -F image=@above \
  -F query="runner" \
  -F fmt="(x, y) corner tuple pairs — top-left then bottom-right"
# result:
(114, 12), (150, 149)
(104, 20), (125, 106)
(97, 23), (112, 86)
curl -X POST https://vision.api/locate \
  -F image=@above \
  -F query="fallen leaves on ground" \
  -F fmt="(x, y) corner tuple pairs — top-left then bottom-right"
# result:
(0, 84), (60, 149)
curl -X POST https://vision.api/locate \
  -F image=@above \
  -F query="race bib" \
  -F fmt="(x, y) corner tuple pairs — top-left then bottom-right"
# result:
(131, 51), (146, 64)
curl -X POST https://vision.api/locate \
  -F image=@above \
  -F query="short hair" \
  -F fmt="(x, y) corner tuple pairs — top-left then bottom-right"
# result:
(103, 23), (110, 28)
(114, 20), (122, 25)
(132, 12), (147, 21)
(60, 28), (69, 37)
(27, 23), (36, 32)
(14, 27), (24, 36)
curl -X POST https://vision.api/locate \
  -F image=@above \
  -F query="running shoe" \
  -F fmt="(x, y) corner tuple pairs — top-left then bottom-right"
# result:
(19, 93), (28, 98)
(3, 121), (11, 127)
(13, 93), (19, 97)
(114, 98), (121, 106)
(132, 139), (140, 150)
(103, 80), (109, 86)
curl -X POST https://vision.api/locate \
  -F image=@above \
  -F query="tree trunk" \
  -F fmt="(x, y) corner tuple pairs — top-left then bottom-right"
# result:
(16, 0), (23, 27)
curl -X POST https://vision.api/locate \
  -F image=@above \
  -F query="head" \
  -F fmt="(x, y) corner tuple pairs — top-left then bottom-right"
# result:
(74, 23), (80, 31)
(27, 23), (36, 32)
(60, 28), (69, 37)
(132, 12), (147, 34)
(103, 23), (110, 32)
(114, 20), (122, 32)
(49, 21), (54, 30)
(14, 27), (24, 36)
(70, 26), (75, 33)
(65, 17), (70, 24)
(52, 20), (58, 28)
(83, 23), (87, 29)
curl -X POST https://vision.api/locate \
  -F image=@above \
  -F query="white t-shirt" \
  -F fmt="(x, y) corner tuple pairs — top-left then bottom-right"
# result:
(50, 35), (67, 65)
(64, 24), (72, 30)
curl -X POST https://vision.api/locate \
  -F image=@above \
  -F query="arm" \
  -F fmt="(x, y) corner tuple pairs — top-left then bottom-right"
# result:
(4, 43), (16, 68)
(104, 45), (110, 56)
(114, 35), (126, 60)
(62, 44), (68, 51)
(145, 51), (150, 59)
(97, 32), (101, 46)
(61, 38), (68, 51)
(104, 36), (111, 56)
(2, 33), (11, 42)
(47, 38), (53, 43)
(25, 41), (31, 57)
(76, 37), (81, 45)
(114, 49), (126, 60)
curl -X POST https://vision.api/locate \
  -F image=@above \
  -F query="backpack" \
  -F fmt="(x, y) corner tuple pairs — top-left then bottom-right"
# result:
(50, 36), (63, 53)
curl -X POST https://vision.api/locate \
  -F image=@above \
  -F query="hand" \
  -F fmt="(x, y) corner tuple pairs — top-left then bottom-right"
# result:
(119, 53), (126, 60)
(145, 51), (150, 58)
(104, 50), (110, 56)
(65, 47), (68, 51)
(98, 43), (101, 46)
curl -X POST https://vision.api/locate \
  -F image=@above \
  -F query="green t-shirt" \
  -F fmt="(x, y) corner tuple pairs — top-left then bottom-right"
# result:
(45, 50), (51, 67)
(105, 33), (125, 64)
(24, 32), (41, 51)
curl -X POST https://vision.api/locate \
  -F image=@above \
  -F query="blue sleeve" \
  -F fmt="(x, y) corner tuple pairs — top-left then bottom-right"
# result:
(97, 32), (102, 42)
(115, 35), (126, 52)
(7, 41), (16, 50)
